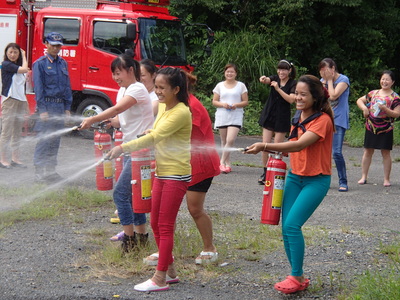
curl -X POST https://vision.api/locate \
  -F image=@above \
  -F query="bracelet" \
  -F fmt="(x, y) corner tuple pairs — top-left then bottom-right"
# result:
(263, 143), (268, 152)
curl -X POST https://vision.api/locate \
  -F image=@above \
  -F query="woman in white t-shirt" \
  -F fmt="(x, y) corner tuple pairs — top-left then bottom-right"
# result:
(140, 59), (159, 117)
(80, 54), (154, 252)
(0, 43), (29, 168)
(212, 63), (248, 173)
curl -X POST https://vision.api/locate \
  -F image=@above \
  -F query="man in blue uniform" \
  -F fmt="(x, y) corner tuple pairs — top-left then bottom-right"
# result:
(33, 32), (72, 183)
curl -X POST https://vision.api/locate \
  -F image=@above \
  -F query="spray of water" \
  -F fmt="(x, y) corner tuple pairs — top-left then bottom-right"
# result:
(20, 158), (104, 204)
(191, 144), (246, 154)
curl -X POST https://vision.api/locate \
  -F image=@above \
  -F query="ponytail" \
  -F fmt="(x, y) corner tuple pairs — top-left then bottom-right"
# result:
(111, 54), (141, 82)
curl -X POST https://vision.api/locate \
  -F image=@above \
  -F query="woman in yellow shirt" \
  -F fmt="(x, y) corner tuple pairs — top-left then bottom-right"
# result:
(108, 67), (192, 292)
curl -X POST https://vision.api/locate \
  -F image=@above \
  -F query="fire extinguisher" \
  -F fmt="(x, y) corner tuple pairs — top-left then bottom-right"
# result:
(94, 123), (113, 191)
(131, 148), (152, 213)
(261, 152), (287, 225)
(150, 150), (156, 188)
(113, 129), (124, 182)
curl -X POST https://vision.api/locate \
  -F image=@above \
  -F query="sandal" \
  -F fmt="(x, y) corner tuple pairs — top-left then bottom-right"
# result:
(338, 186), (348, 192)
(258, 173), (266, 185)
(11, 160), (27, 168)
(274, 276), (309, 294)
(110, 231), (125, 242)
(143, 253), (159, 266)
(298, 278), (310, 291)
(195, 251), (218, 265)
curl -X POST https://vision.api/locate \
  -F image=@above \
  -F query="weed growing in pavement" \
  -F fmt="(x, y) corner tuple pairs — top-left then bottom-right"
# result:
(379, 240), (400, 266)
(341, 224), (352, 234)
(231, 161), (264, 168)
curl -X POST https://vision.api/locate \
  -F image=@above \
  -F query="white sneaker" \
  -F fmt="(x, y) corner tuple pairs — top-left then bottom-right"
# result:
(134, 279), (169, 292)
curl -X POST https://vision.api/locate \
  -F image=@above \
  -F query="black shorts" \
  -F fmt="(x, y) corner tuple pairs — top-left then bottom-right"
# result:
(188, 177), (214, 193)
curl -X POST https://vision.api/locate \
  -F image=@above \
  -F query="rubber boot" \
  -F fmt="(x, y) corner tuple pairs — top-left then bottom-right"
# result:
(121, 233), (137, 253)
(34, 166), (46, 184)
(45, 165), (63, 183)
(137, 233), (149, 247)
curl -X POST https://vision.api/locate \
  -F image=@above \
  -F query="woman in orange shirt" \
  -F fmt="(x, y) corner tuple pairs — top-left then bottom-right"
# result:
(246, 75), (334, 294)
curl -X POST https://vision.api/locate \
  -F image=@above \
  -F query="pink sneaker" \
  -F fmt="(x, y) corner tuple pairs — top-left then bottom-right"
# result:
(166, 275), (180, 284)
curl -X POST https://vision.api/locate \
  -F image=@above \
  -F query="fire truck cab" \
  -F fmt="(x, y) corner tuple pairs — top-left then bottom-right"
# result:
(0, 0), (192, 120)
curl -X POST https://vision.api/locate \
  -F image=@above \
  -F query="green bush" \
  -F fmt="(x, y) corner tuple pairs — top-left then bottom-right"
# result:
(193, 28), (282, 135)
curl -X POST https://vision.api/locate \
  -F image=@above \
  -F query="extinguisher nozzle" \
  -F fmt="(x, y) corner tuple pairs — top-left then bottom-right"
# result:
(71, 125), (82, 131)
(237, 147), (249, 153)
(95, 158), (105, 166)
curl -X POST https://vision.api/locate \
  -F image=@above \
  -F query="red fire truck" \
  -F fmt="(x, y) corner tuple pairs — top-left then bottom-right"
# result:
(0, 0), (204, 122)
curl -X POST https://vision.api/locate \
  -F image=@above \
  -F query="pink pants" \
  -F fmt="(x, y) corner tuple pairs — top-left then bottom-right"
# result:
(151, 178), (188, 271)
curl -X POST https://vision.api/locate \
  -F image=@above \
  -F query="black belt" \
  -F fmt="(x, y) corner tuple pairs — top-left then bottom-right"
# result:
(44, 97), (64, 103)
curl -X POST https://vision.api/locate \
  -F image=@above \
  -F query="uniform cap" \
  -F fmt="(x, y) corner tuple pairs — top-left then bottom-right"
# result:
(46, 32), (64, 46)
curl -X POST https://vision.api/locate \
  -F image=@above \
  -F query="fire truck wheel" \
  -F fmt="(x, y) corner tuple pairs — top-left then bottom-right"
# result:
(76, 97), (111, 139)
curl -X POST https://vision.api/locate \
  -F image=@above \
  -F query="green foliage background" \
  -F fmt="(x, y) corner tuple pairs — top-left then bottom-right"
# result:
(170, 0), (400, 145)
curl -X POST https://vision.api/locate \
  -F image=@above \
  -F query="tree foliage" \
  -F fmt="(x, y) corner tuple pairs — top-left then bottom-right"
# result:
(171, 0), (400, 93)
(170, 0), (400, 135)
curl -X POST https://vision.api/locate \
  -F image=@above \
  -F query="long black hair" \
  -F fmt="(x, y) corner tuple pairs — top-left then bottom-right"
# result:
(111, 54), (140, 81)
(3, 43), (22, 66)
(297, 75), (334, 125)
(156, 67), (189, 106)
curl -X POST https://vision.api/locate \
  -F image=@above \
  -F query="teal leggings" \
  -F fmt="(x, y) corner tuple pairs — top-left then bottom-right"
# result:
(281, 171), (331, 276)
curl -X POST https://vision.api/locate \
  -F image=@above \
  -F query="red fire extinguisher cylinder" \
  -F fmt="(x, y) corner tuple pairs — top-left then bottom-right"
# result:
(131, 148), (152, 213)
(94, 127), (113, 191)
(261, 153), (287, 225)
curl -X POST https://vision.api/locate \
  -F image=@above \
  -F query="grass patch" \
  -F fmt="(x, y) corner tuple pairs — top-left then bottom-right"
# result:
(80, 211), (329, 282)
(338, 268), (400, 300)
(338, 238), (400, 300)
(0, 186), (112, 232)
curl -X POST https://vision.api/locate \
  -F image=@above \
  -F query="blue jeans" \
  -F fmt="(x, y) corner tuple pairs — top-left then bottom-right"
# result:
(282, 171), (331, 276)
(332, 126), (347, 187)
(113, 156), (146, 226)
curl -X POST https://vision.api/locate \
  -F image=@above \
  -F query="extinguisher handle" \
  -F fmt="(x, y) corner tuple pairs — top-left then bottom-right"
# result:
(99, 120), (111, 128)
(266, 151), (288, 157)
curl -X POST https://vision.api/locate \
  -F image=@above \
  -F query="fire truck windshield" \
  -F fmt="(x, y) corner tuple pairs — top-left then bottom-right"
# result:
(139, 18), (187, 66)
